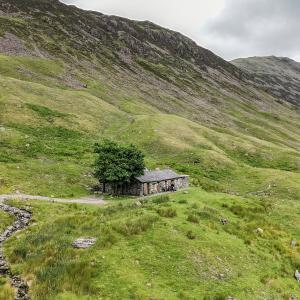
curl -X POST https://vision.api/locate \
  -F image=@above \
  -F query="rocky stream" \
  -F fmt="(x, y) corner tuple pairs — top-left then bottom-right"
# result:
(0, 203), (31, 300)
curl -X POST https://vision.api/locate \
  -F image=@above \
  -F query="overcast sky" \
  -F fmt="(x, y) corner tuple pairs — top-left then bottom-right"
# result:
(61, 0), (300, 62)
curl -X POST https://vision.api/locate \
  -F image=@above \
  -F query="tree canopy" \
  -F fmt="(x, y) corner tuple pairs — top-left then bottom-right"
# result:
(93, 139), (145, 187)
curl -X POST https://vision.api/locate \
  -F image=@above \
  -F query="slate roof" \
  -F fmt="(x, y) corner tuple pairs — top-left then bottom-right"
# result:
(136, 169), (188, 183)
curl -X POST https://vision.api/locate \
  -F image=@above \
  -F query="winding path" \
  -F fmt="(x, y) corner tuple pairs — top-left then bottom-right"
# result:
(0, 194), (106, 205)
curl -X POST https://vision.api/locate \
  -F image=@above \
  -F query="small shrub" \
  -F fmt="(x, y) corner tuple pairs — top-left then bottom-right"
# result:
(197, 206), (219, 221)
(0, 280), (14, 300)
(187, 213), (199, 224)
(186, 230), (196, 240)
(178, 199), (188, 204)
(157, 207), (177, 218)
(203, 293), (228, 300)
(178, 291), (196, 300)
(152, 195), (171, 204)
(113, 214), (158, 236)
(68, 203), (79, 210)
(98, 227), (117, 247)
(190, 203), (199, 209)
(11, 244), (28, 261)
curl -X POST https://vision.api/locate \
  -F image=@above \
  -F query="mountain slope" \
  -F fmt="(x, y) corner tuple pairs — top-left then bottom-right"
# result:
(0, 0), (299, 199)
(232, 56), (300, 106)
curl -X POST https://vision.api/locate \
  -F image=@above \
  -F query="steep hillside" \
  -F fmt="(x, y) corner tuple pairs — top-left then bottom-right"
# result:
(0, 0), (299, 200)
(232, 56), (300, 106)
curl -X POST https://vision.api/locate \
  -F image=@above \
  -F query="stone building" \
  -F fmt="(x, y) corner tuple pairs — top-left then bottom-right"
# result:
(99, 169), (189, 196)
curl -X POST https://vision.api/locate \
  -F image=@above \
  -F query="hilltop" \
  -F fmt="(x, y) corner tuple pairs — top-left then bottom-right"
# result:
(232, 56), (300, 106)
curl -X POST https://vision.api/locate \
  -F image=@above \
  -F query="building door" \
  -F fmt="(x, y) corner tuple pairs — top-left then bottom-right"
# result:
(143, 183), (148, 195)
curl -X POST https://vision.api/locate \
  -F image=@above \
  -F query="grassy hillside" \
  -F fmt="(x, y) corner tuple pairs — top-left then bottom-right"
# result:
(4, 189), (300, 300)
(0, 1), (300, 299)
(0, 52), (300, 197)
(0, 53), (299, 198)
(0, 0), (299, 199)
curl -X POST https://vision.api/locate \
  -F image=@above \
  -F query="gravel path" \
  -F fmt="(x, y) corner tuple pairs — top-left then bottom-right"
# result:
(0, 194), (106, 205)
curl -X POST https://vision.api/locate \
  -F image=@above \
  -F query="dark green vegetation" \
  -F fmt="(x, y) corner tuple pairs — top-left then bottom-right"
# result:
(0, 0), (300, 299)
(94, 140), (145, 191)
(4, 189), (300, 299)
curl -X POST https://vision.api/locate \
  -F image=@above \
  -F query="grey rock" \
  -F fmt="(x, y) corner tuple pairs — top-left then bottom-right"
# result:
(291, 240), (297, 247)
(295, 270), (300, 281)
(232, 56), (300, 107)
(72, 238), (97, 249)
(256, 228), (264, 235)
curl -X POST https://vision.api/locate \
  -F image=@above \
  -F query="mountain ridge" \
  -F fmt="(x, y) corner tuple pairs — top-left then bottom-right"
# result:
(232, 56), (300, 106)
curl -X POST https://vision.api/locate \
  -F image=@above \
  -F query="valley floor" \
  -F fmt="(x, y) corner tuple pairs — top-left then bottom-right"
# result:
(1, 188), (300, 300)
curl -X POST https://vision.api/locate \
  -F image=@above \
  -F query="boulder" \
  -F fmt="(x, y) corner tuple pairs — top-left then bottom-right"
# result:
(220, 217), (228, 225)
(72, 238), (97, 249)
(295, 270), (300, 281)
(135, 201), (142, 207)
(291, 240), (297, 247)
(256, 228), (264, 235)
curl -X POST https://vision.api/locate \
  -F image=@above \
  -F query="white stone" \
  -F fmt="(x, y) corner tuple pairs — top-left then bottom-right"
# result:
(256, 228), (264, 234)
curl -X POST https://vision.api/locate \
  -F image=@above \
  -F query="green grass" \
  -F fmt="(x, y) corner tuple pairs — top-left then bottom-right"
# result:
(3, 188), (300, 299)
(0, 277), (14, 300)
(0, 210), (15, 232)
(0, 53), (299, 197)
(0, 212), (15, 300)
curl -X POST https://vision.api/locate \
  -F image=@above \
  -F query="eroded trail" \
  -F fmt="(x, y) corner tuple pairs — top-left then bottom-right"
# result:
(0, 194), (105, 205)
(0, 203), (31, 300)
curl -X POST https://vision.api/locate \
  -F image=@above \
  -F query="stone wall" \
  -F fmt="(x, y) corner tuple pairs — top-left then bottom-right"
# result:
(99, 182), (143, 196)
(99, 176), (188, 196)
(146, 176), (189, 195)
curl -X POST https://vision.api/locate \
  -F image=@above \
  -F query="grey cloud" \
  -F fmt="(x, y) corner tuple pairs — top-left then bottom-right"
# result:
(201, 0), (300, 60)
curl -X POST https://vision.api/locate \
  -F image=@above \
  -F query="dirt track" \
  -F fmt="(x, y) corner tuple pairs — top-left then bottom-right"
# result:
(0, 194), (106, 205)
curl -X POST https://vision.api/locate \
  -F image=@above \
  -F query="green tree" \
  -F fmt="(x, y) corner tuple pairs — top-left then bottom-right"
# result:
(94, 139), (145, 193)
